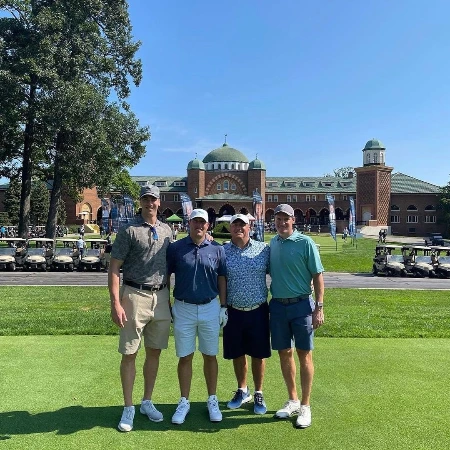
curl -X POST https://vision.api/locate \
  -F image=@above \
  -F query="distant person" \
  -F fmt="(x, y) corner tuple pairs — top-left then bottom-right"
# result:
(342, 227), (349, 241)
(270, 204), (325, 429)
(109, 184), (172, 432)
(80, 224), (85, 238)
(0, 225), (5, 238)
(76, 236), (86, 257)
(172, 227), (178, 241)
(167, 209), (227, 425)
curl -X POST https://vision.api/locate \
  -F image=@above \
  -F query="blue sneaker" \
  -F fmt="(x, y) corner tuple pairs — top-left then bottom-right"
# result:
(253, 392), (267, 415)
(227, 388), (252, 409)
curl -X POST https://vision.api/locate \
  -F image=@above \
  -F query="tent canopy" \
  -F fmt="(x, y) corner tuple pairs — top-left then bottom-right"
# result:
(166, 214), (183, 222)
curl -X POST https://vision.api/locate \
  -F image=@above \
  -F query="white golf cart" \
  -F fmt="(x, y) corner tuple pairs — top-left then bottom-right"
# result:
(23, 238), (55, 271)
(430, 246), (450, 278)
(52, 238), (80, 271)
(0, 238), (27, 271)
(372, 244), (407, 277)
(79, 239), (108, 271)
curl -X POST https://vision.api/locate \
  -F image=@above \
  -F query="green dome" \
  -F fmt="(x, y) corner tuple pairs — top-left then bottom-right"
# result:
(203, 143), (249, 163)
(248, 158), (266, 170)
(187, 158), (205, 170)
(363, 138), (385, 150)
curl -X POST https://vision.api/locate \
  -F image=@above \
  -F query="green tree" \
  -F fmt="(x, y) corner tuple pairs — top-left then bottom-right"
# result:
(30, 179), (50, 226)
(324, 167), (356, 178)
(438, 181), (450, 236)
(56, 196), (66, 226)
(3, 177), (21, 226)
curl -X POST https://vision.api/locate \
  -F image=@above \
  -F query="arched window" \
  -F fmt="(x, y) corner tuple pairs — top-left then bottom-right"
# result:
(231, 183), (236, 190)
(425, 205), (435, 211)
(231, 164), (235, 170)
(224, 164), (228, 170)
(218, 164), (221, 170)
(366, 153), (371, 163)
(391, 205), (400, 211)
(223, 180), (229, 190)
(374, 153), (378, 163)
(407, 205), (418, 211)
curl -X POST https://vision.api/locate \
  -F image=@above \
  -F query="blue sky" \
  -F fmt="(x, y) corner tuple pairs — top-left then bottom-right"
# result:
(125, 0), (450, 187)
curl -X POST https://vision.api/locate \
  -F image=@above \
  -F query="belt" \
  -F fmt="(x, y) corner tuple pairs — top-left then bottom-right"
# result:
(229, 303), (264, 312)
(272, 295), (310, 305)
(176, 298), (214, 305)
(123, 280), (167, 292)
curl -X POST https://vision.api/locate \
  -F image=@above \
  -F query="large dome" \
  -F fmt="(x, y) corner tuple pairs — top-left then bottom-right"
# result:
(363, 138), (385, 150)
(203, 143), (249, 163)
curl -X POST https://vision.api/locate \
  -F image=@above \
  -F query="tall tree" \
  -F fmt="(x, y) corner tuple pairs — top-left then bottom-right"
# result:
(3, 177), (21, 225)
(30, 179), (50, 226)
(438, 181), (450, 236)
(0, 1), (146, 238)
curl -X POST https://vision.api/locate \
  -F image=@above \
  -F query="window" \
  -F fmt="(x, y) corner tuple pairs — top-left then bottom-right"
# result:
(285, 181), (296, 187)
(224, 164), (228, 170)
(173, 194), (179, 201)
(306, 195), (310, 202)
(231, 183), (236, 190)
(267, 195), (272, 202)
(407, 215), (418, 223)
(217, 183), (221, 190)
(273, 195), (278, 202)
(231, 164), (235, 170)
(322, 182), (333, 187)
(425, 215), (436, 223)
(425, 205), (436, 211)
(292, 195), (297, 202)
(218, 164), (221, 170)
(266, 181), (278, 187)
(155, 181), (167, 187)
(173, 181), (186, 187)
(160, 194), (166, 201)
(407, 205), (418, 211)
(408, 227), (416, 233)
(312, 195), (316, 201)
(391, 205), (400, 211)
(391, 215), (400, 223)
(366, 153), (371, 163)
(287, 195), (291, 202)
(374, 153), (378, 163)
(194, 187), (197, 193)
(223, 180), (229, 190)
(343, 195), (348, 201)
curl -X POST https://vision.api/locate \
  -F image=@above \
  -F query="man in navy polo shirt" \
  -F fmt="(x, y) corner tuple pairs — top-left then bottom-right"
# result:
(167, 209), (227, 425)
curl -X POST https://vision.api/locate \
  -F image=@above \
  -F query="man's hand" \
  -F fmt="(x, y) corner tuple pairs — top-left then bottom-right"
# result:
(312, 308), (324, 329)
(111, 302), (127, 328)
(219, 306), (228, 328)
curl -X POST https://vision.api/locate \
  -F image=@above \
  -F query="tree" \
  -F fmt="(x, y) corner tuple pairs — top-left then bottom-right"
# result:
(3, 177), (21, 226)
(324, 167), (356, 178)
(30, 179), (50, 226)
(438, 181), (450, 236)
(0, 1), (146, 238)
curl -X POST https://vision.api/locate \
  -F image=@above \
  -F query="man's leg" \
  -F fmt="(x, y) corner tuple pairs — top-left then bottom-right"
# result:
(278, 348), (298, 401)
(143, 347), (161, 400)
(251, 357), (265, 392)
(178, 353), (194, 398)
(203, 354), (218, 396)
(233, 355), (248, 388)
(120, 353), (137, 406)
(296, 349), (314, 405)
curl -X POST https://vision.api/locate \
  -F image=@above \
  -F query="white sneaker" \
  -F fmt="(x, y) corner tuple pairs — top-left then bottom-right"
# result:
(207, 395), (222, 422)
(140, 399), (163, 422)
(118, 405), (135, 432)
(275, 400), (301, 419)
(172, 397), (190, 424)
(295, 405), (312, 428)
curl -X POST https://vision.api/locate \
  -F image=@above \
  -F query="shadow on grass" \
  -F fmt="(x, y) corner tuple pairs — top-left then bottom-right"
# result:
(0, 402), (276, 436)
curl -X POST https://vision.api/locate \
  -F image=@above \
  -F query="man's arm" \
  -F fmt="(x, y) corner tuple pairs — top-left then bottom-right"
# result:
(218, 275), (227, 306)
(108, 257), (127, 328)
(312, 272), (324, 329)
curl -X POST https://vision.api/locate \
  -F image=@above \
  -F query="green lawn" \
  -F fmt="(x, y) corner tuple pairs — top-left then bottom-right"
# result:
(1, 336), (449, 450)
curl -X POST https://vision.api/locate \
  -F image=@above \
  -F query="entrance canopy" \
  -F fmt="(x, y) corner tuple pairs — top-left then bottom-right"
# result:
(216, 215), (233, 223)
(166, 214), (183, 222)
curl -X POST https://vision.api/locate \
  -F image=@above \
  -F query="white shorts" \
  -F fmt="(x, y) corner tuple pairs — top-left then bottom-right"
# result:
(172, 299), (220, 358)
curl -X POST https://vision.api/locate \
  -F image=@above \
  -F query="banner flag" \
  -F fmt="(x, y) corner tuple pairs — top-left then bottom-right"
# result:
(252, 190), (264, 242)
(101, 198), (110, 233)
(118, 195), (135, 229)
(180, 193), (193, 228)
(326, 194), (337, 241)
(349, 196), (356, 237)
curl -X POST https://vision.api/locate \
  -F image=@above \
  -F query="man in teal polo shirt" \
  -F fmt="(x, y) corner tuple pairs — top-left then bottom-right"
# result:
(270, 204), (325, 429)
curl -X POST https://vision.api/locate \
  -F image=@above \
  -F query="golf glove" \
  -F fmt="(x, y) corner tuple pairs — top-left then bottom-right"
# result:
(219, 306), (228, 328)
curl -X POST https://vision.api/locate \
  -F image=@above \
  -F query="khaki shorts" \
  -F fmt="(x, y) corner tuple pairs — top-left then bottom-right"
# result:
(118, 285), (171, 355)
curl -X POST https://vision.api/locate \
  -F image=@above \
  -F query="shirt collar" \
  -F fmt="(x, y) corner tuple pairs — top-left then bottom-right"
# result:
(186, 235), (209, 247)
(230, 238), (252, 250)
(276, 229), (301, 242)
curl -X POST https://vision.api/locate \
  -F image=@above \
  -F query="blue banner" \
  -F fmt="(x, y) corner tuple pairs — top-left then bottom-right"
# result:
(349, 196), (356, 237)
(252, 190), (264, 242)
(180, 193), (193, 228)
(326, 194), (337, 241)
(101, 198), (110, 233)
(118, 195), (135, 229)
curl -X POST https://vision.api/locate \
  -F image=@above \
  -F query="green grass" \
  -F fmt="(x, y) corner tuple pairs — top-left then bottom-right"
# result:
(2, 286), (450, 338)
(1, 336), (449, 450)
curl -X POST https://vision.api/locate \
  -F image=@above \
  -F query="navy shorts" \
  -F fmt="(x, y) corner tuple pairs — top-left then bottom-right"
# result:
(223, 302), (271, 360)
(269, 296), (315, 351)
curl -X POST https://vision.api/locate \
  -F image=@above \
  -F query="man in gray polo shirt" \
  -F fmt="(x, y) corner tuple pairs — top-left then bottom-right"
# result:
(109, 184), (172, 432)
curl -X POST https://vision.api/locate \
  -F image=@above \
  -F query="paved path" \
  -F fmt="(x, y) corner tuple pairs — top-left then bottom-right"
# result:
(1, 271), (449, 290)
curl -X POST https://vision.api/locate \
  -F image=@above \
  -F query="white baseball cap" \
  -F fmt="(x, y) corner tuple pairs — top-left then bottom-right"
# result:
(230, 214), (249, 224)
(189, 209), (209, 222)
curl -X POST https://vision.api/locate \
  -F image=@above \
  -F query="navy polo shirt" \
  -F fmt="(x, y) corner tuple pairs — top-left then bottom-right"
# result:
(167, 236), (227, 304)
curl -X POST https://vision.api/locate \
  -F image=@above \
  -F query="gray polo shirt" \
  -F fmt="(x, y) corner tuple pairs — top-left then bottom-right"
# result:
(111, 216), (172, 285)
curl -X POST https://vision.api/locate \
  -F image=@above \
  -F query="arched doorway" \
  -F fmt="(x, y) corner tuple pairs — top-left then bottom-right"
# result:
(218, 204), (235, 217)
(265, 209), (274, 224)
(319, 208), (329, 225)
(294, 208), (304, 224)
(207, 208), (217, 227)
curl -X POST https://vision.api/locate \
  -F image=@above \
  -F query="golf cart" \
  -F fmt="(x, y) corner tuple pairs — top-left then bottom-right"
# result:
(52, 238), (80, 271)
(424, 233), (445, 246)
(430, 246), (450, 278)
(0, 238), (27, 271)
(403, 245), (436, 278)
(23, 238), (55, 271)
(372, 244), (407, 277)
(79, 239), (108, 271)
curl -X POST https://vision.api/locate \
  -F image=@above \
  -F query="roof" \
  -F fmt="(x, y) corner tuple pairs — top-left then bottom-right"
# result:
(203, 143), (249, 163)
(390, 172), (441, 194)
(187, 158), (205, 170)
(363, 138), (385, 150)
(265, 176), (356, 193)
(197, 193), (253, 201)
(131, 176), (188, 192)
(248, 158), (266, 170)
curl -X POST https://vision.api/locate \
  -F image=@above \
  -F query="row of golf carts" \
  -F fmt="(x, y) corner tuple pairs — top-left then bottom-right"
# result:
(0, 238), (111, 272)
(373, 244), (450, 278)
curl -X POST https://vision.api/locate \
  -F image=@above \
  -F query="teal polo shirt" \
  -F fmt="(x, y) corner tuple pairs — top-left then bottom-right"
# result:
(269, 230), (324, 298)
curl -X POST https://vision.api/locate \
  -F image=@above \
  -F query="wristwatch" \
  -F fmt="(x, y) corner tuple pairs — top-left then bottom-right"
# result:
(315, 302), (324, 309)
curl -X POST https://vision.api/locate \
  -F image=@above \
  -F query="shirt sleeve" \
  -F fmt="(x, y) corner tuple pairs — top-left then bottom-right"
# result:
(217, 245), (227, 277)
(110, 227), (131, 261)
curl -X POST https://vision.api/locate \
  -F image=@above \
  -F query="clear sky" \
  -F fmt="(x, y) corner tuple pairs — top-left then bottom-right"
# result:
(125, 0), (450, 187)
